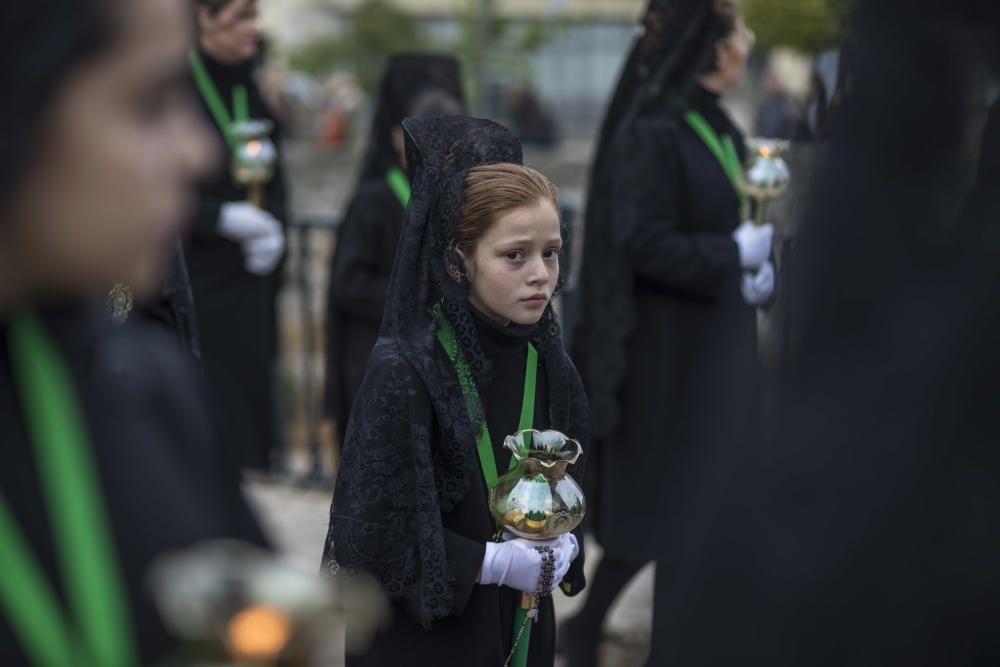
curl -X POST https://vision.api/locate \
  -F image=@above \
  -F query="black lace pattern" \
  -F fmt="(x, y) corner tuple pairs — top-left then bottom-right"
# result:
(322, 116), (589, 626)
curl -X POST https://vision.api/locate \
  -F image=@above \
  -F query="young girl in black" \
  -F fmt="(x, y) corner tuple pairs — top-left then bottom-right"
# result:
(323, 116), (588, 666)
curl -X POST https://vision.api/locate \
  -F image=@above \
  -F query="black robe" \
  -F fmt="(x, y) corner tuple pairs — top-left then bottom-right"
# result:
(591, 86), (762, 564)
(329, 307), (586, 666)
(184, 49), (288, 470)
(0, 304), (265, 666)
(324, 177), (405, 444)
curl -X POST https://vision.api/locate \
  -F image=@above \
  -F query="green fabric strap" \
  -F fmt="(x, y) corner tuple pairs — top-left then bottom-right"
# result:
(683, 109), (746, 202)
(0, 310), (136, 667)
(188, 50), (249, 150)
(431, 305), (537, 486)
(385, 166), (411, 209)
(432, 304), (537, 667)
(508, 338), (537, 667)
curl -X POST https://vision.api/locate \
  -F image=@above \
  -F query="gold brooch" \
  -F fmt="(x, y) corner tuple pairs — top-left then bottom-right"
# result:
(107, 283), (134, 324)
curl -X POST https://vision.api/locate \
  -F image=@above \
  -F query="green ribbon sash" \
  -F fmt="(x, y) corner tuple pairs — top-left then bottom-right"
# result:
(432, 304), (538, 667)
(385, 166), (412, 209)
(0, 310), (136, 667)
(188, 49), (249, 150)
(683, 108), (747, 203)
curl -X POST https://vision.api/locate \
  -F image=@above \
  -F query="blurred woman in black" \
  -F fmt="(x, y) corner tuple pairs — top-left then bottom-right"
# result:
(566, 1), (773, 664)
(186, 0), (288, 470)
(657, 2), (1000, 664)
(324, 53), (464, 445)
(0, 0), (264, 664)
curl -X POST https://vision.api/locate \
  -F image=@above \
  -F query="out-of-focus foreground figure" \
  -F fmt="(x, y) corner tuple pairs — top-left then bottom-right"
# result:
(0, 0), (267, 664)
(642, 0), (1000, 664)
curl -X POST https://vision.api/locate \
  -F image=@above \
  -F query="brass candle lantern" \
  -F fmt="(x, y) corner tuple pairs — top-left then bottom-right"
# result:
(230, 119), (277, 208)
(489, 429), (586, 611)
(744, 137), (791, 227)
(149, 540), (386, 667)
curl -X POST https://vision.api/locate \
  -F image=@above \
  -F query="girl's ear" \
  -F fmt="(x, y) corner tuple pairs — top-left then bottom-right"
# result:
(453, 248), (473, 283)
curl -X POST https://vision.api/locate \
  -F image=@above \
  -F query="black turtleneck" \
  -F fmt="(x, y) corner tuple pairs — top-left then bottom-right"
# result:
(688, 84), (745, 157)
(468, 305), (550, 471)
(690, 84), (721, 109)
(196, 47), (256, 87)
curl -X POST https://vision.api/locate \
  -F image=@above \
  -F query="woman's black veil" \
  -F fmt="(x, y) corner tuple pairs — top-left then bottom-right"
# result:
(357, 54), (466, 184)
(573, 0), (720, 440)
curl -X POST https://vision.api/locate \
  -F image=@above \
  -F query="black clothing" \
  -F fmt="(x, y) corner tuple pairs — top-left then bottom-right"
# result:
(323, 116), (588, 666)
(568, 3), (766, 662)
(593, 85), (753, 561)
(656, 5), (1000, 664)
(357, 53), (465, 184)
(612, 86), (761, 665)
(572, 0), (720, 440)
(573, 85), (761, 667)
(470, 305), (551, 471)
(184, 49), (288, 470)
(323, 178), (404, 443)
(0, 304), (265, 666)
(139, 244), (200, 357)
(325, 54), (464, 444)
(958, 98), (1000, 247)
(340, 308), (562, 667)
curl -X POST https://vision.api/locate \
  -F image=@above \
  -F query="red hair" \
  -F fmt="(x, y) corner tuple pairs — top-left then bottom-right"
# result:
(455, 163), (558, 255)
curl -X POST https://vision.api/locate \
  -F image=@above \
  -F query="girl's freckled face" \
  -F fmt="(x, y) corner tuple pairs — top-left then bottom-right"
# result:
(463, 198), (562, 325)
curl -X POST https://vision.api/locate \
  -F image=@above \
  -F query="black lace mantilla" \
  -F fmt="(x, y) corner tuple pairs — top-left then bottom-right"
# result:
(322, 116), (589, 627)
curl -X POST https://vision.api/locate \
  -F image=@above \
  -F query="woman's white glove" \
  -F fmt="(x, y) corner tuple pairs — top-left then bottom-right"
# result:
(219, 201), (280, 242)
(243, 233), (285, 276)
(732, 220), (774, 269)
(479, 533), (579, 595)
(741, 260), (776, 306)
(218, 201), (285, 275)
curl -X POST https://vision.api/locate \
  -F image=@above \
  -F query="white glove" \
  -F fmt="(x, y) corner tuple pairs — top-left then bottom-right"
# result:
(218, 202), (285, 276)
(243, 232), (285, 276)
(741, 260), (776, 306)
(218, 201), (281, 243)
(731, 220), (774, 270)
(480, 533), (579, 595)
(551, 533), (579, 589)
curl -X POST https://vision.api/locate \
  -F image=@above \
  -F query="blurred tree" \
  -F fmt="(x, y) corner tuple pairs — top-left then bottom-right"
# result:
(744, 0), (855, 53)
(447, 0), (568, 113)
(287, 0), (564, 112)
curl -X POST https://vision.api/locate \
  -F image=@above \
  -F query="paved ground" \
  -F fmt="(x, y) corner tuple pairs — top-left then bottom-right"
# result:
(244, 478), (654, 666)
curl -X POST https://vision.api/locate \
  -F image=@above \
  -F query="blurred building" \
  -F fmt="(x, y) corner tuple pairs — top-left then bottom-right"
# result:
(261, 0), (645, 131)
